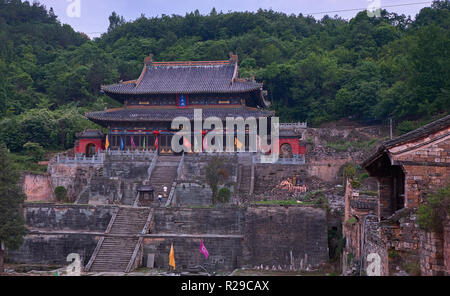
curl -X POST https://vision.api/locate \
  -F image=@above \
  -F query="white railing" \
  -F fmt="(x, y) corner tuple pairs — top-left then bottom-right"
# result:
(56, 153), (104, 164)
(252, 154), (306, 165)
(280, 122), (307, 128)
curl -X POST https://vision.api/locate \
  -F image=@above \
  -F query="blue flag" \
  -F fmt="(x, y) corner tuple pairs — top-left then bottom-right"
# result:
(120, 136), (124, 150)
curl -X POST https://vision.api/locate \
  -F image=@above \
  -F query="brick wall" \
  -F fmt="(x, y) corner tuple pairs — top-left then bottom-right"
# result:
(389, 128), (450, 208)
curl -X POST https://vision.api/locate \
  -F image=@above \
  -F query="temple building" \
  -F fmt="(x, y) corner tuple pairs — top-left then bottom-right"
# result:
(78, 53), (306, 158)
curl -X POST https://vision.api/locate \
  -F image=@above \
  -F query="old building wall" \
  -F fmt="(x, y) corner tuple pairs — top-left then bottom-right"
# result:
(444, 219), (450, 275)
(389, 129), (450, 208)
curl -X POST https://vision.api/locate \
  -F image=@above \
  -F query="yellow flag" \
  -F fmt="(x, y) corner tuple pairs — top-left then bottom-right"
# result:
(169, 243), (175, 269)
(235, 137), (243, 149)
(105, 135), (110, 149)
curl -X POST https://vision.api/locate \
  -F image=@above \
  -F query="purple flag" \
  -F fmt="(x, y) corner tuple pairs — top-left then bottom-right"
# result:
(200, 240), (209, 259)
(130, 136), (136, 148)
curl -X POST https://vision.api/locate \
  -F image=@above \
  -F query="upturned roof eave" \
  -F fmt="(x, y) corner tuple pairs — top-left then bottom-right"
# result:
(101, 85), (263, 96)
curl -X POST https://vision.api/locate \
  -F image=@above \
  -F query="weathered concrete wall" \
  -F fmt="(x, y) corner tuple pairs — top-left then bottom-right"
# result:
(307, 156), (356, 183)
(79, 153), (154, 205)
(12, 204), (329, 272)
(7, 234), (98, 266)
(23, 203), (114, 232)
(152, 207), (245, 235)
(174, 183), (213, 206)
(253, 164), (307, 196)
(181, 154), (238, 185)
(48, 162), (101, 202)
(21, 173), (54, 202)
(243, 205), (329, 269)
(143, 236), (242, 271)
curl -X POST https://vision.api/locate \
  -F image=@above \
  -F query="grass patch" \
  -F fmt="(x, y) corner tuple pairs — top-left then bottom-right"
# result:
(326, 138), (380, 153)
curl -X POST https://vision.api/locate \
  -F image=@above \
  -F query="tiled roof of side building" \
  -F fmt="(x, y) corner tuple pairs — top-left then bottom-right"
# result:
(362, 114), (450, 168)
(101, 60), (262, 95)
(86, 107), (275, 125)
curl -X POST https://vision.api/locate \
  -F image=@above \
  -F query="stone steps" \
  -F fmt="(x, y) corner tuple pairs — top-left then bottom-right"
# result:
(148, 155), (181, 199)
(239, 165), (252, 195)
(88, 207), (151, 272)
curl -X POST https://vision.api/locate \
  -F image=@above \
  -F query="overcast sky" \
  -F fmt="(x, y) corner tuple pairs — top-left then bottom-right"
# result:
(34, 0), (434, 38)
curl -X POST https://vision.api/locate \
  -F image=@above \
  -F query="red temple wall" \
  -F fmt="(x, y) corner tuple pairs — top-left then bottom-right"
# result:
(75, 138), (104, 154)
(278, 138), (305, 155)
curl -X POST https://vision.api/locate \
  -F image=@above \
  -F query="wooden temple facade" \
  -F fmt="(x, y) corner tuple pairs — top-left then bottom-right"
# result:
(76, 54), (306, 157)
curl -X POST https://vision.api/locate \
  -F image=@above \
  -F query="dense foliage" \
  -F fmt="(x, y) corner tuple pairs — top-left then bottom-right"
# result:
(0, 144), (28, 258)
(0, 0), (449, 155)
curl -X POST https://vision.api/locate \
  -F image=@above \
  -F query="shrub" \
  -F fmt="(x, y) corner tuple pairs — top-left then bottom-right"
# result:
(54, 186), (68, 203)
(397, 121), (416, 135)
(23, 142), (45, 162)
(346, 217), (357, 225)
(217, 187), (231, 204)
(351, 180), (362, 189)
(417, 185), (450, 233)
(359, 172), (369, 181)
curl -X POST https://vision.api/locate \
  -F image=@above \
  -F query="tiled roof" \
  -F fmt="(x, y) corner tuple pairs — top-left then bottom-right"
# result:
(75, 129), (104, 139)
(102, 61), (262, 95)
(383, 114), (450, 149)
(86, 107), (275, 126)
(362, 114), (450, 168)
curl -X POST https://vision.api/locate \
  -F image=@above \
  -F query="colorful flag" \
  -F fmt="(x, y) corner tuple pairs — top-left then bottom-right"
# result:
(105, 135), (110, 150)
(199, 240), (209, 259)
(53, 271), (59, 276)
(120, 137), (124, 150)
(183, 136), (191, 151)
(202, 135), (208, 151)
(155, 137), (159, 150)
(142, 137), (146, 150)
(169, 243), (176, 269)
(235, 137), (243, 149)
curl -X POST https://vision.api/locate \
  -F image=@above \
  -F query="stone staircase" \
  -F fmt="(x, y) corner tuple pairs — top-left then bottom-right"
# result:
(87, 207), (151, 272)
(238, 165), (252, 196)
(149, 155), (181, 205)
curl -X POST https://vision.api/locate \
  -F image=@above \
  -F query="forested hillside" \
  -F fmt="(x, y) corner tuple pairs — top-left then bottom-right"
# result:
(0, 0), (449, 158)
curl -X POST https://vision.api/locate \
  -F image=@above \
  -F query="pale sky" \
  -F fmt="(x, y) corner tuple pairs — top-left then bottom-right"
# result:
(33, 0), (434, 38)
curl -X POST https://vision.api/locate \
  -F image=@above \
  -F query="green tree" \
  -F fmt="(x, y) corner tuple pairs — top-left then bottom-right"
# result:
(205, 156), (227, 205)
(23, 142), (45, 162)
(417, 185), (450, 233)
(217, 187), (231, 204)
(0, 144), (28, 272)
